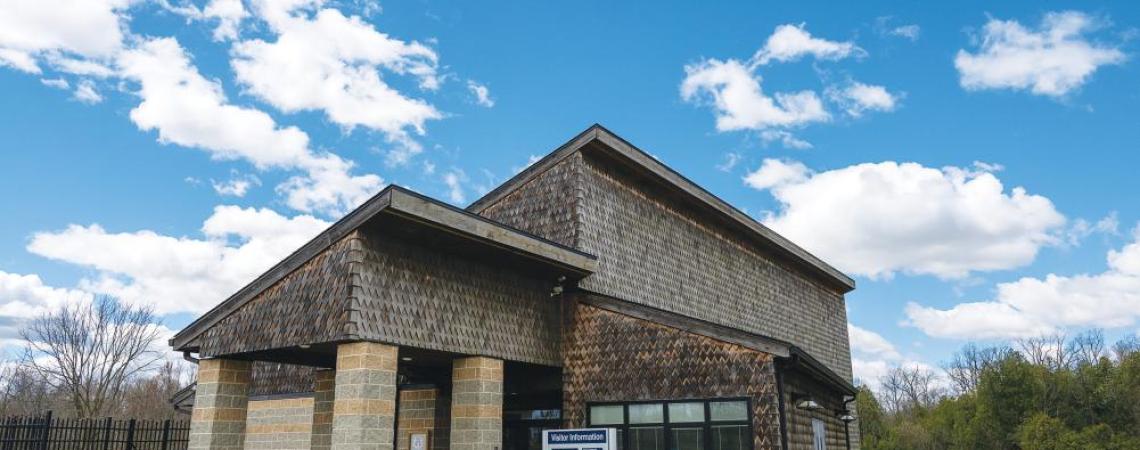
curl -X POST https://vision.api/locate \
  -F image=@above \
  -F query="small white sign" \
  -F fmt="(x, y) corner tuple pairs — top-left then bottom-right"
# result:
(542, 428), (618, 450)
(410, 433), (428, 450)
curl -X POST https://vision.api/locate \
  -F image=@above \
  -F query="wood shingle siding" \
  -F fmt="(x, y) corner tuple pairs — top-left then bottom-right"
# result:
(576, 155), (854, 382)
(562, 300), (783, 450)
(349, 232), (562, 366)
(198, 234), (357, 357)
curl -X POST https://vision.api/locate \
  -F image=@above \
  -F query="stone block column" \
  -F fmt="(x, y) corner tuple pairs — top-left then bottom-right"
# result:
(332, 342), (399, 450)
(189, 358), (252, 450)
(450, 357), (503, 450)
(311, 369), (337, 450)
(397, 388), (443, 450)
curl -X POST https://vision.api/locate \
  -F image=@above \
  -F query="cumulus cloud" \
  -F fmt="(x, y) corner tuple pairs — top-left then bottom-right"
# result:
(906, 224), (1140, 339)
(0, 0), (130, 73)
(118, 37), (384, 215)
(0, 271), (92, 340)
(231, 2), (441, 163)
(751, 24), (862, 66)
(682, 24), (892, 148)
(827, 81), (900, 117)
(746, 159), (1066, 279)
(849, 324), (901, 361)
(26, 206), (330, 315)
(467, 80), (495, 107)
(681, 59), (829, 131)
(955, 11), (1125, 97)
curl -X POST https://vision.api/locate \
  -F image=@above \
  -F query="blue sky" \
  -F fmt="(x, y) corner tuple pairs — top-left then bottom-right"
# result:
(1, 0), (1139, 384)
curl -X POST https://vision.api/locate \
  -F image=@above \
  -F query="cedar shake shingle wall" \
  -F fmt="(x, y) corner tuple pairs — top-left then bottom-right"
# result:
(198, 233), (358, 357)
(250, 362), (316, 397)
(349, 232), (562, 366)
(781, 373), (857, 450)
(575, 155), (854, 381)
(563, 301), (782, 450)
(476, 152), (583, 247)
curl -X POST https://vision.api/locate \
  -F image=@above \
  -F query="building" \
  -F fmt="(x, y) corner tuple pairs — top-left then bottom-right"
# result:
(171, 125), (859, 450)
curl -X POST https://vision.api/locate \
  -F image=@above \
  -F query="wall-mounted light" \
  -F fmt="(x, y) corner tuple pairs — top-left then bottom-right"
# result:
(792, 394), (822, 411)
(299, 344), (311, 349)
(837, 412), (855, 423)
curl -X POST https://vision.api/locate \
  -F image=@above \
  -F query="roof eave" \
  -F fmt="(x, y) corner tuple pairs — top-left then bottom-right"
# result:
(467, 124), (855, 293)
(171, 185), (597, 352)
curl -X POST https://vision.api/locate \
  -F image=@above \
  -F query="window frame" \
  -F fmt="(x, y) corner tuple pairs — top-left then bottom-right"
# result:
(586, 398), (753, 450)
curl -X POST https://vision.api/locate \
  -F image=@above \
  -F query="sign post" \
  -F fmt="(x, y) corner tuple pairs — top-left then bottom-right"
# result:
(542, 428), (618, 450)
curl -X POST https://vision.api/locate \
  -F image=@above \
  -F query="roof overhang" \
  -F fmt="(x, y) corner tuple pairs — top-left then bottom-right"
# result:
(469, 124), (855, 293)
(171, 185), (597, 352)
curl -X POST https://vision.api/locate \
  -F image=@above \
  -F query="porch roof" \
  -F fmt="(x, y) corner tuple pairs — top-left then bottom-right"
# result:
(170, 185), (597, 352)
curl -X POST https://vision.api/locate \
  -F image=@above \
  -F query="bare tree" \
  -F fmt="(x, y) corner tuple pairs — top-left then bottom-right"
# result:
(1113, 334), (1140, 360)
(20, 296), (163, 418)
(1068, 329), (1107, 366)
(1017, 334), (1071, 370)
(943, 343), (1012, 394)
(878, 365), (945, 414)
(116, 361), (191, 420)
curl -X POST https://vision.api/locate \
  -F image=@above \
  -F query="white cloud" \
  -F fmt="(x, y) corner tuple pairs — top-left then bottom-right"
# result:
(751, 24), (862, 66)
(716, 152), (743, 172)
(682, 24), (893, 146)
(828, 82), (900, 117)
(203, 0), (248, 41)
(890, 25), (921, 41)
(211, 172), (261, 197)
(849, 324), (901, 360)
(511, 154), (543, 174)
(759, 130), (813, 149)
(681, 59), (829, 132)
(118, 37), (383, 215)
(73, 79), (103, 104)
(467, 80), (495, 107)
(875, 17), (921, 42)
(0, 0), (131, 74)
(442, 169), (467, 203)
(742, 158), (808, 190)
(906, 224), (1140, 340)
(119, 37), (313, 169)
(26, 205), (330, 315)
(40, 78), (69, 89)
(955, 11), (1125, 97)
(0, 271), (92, 339)
(747, 159), (1066, 279)
(231, 3), (441, 161)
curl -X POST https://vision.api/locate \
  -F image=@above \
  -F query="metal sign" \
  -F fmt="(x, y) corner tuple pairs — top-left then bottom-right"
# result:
(542, 428), (618, 450)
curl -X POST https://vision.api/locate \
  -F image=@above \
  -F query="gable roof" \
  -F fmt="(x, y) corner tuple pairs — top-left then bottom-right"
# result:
(469, 124), (856, 293)
(170, 185), (597, 351)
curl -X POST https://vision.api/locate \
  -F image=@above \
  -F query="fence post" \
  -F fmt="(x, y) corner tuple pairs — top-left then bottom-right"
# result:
(102, 417), (113, 450)
(125, 418), (136, 450)
(38, 411), (52, 450)
(161, 419), (171, 450)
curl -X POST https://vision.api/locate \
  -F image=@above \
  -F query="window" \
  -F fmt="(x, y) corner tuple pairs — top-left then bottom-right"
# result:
(587, 399), (750, 450)
(811, 418), (826, 450)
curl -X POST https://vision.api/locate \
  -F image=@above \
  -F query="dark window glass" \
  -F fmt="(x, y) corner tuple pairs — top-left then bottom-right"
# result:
(670, 427), (704, 450)
(630, 427), (665, 450)
(710, 425), (748, 450)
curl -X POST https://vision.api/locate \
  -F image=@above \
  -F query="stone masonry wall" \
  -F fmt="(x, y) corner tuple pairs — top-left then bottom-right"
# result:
(245, 396), (314, 450)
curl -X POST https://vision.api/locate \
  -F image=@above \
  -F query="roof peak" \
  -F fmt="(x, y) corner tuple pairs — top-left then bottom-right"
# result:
(467, 124), (855, 293)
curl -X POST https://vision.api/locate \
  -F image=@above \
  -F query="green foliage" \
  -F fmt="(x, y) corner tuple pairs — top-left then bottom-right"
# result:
(861, 335), (1140, 450)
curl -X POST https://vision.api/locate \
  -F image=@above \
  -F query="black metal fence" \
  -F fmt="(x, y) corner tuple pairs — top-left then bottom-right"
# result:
(0, 412), (189, 450)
